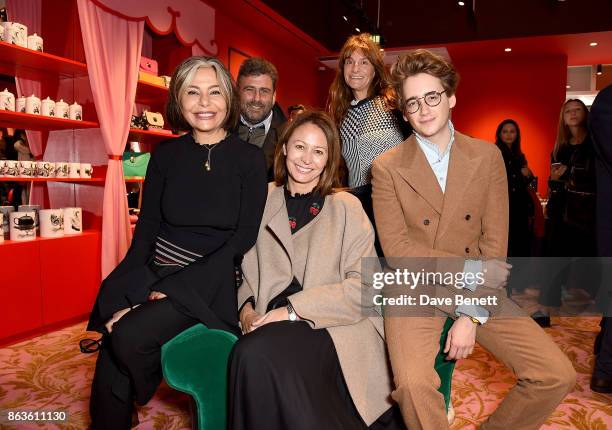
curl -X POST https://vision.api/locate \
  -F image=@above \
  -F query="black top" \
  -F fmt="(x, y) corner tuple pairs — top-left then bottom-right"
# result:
(550, 135), (597, 194)
(547, 135), (597, 229)
(284, 186), (325, 234)
(88, 132), (267, 334)
(495, 142), (532, 210)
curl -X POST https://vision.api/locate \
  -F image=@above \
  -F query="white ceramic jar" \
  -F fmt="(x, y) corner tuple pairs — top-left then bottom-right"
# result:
(27, 33), (43, 52)
(15, 95), (26, 113)
(41, 97), (55, 117)
(69, 101), (82, 121)
(55, 99), (69, 119)
(0, 88), (15, 111)
(25, 94), (41, 115)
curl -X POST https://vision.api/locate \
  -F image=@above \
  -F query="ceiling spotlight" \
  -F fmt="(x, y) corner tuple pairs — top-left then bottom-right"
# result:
(596, 64), (603, 75)
(589, 42), (598, 47)
(355, 27), (360, 32)
(343, 15), (348, 21)
(566, 85), (571, 89)
(504, 48), (512, 52)
(458, 1), (465, 5)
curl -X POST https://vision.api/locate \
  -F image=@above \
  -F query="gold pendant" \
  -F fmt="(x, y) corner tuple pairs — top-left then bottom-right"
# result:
(205, 161), (211, 171)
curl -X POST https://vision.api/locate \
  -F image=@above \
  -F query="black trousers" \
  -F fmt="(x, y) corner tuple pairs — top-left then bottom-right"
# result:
(349, 184), (383, 257)
(595, 317), (612, 378)
(229, 321), (405, 430)
(89, 298), (197, 430)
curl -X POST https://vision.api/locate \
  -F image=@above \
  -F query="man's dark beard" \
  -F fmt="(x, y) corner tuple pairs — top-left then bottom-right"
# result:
(243, 102), (271, 124)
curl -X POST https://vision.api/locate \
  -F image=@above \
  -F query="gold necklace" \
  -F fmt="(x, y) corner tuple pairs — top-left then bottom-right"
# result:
(202, 143), (218, 171)
(193, 132), (225, 171)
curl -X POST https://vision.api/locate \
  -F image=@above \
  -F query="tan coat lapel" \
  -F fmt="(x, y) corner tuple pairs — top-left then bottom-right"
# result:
(436, 133), (483, 241)
(264, 186), (294, 262)
(396, 136), (444, 214)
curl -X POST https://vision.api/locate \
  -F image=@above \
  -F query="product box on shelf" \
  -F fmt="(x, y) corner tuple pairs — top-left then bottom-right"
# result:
(138, 71), (165, 87)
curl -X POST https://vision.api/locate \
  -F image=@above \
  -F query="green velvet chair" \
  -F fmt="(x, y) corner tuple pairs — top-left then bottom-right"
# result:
(162, 319), (455, 430)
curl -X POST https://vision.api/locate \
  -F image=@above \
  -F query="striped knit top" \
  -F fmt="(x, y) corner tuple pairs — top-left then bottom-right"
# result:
(340, 96), (405, 188)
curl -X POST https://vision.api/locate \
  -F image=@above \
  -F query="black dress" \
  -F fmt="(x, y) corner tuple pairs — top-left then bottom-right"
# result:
(88, 132), (267, 429)
(496, 142), (534, 257)
(229, 189), (405, 430)
(539, 136), (597, 307)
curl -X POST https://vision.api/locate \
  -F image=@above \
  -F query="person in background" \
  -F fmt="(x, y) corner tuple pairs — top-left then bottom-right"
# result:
(230, 110), (405, 430)
(86, 56), (267, 429)
(327, 33), (409, 254)
(532, 99), (597, 327)
(589, 85), (612, 393)
(494, 119), (534, 257)
(0, 128), (8, 160)
(288, 103), (305, 121)
(236, 57), (287, 177)
(12, 129), (33, 161)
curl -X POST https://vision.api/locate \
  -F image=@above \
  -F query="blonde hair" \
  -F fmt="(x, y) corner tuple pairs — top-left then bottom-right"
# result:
(166, 56), (239, 132)
(552, 99), (589, 161)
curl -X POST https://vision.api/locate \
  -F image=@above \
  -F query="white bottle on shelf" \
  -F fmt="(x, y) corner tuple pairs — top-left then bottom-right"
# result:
(27, 33), (43, 52)
(55, 99), (69, 119)
(25, 94), (41, 115)
(41, 97), (55, 116)
(69, 101), (82, 121)
(15, 95), (26, 113)
(0, 88), (15, 111)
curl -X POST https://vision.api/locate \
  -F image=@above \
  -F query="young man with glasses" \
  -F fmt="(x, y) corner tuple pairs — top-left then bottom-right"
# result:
(371, 49), (575, 429)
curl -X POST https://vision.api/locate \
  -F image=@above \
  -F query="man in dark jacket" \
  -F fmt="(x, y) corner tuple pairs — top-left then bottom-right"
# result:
(590, 84), (612, 393)
(236, 57), (286, 178)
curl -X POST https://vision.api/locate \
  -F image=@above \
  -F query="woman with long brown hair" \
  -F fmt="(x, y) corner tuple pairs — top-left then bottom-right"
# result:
(327, 34), (408, 253)
(533, 98), (597, 327)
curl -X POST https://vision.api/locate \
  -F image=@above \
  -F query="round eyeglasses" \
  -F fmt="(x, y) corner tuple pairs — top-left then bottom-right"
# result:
(404, 90), (447, 114)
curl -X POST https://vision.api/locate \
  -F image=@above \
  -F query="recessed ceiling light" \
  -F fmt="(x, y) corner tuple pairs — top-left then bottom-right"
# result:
(458, 1), (465, 5)
(355, 27), (360, 32)
(504, 48), (512, 52)
(589, 42), (598, 47)
(343, 15), (348, 21)
(566, 85), (571, 89)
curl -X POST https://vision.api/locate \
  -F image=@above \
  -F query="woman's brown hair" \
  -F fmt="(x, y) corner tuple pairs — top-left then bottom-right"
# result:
(326, 33), (396, 126)
(273, 110), (341, 196)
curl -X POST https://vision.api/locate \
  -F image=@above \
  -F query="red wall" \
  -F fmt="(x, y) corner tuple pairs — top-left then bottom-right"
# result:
(451, 55), (568, 195)
(203, 0), (330, 113)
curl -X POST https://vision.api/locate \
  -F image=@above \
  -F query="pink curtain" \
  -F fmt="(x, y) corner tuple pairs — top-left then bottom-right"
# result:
(7, 0), (45, 205)
(77, 0), (143, 277)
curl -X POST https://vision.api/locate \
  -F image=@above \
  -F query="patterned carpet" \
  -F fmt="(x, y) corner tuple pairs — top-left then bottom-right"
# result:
(0, 317), (610, 430)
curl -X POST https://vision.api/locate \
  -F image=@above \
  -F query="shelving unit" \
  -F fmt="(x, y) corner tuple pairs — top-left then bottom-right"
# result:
(0, 19), (102, 345)
(0, 40), (88, 78)
(0, 176), (104, 183)
(128, 127), (178, 144)
(135, 78), (168, 104)
(0, 109), (98, 130)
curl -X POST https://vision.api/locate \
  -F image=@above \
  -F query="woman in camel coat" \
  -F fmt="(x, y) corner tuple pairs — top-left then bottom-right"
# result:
(228, 110), (403, 430)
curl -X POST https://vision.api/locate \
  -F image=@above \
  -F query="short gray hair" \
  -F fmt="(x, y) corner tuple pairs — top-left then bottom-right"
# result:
(166, 56), (239, 132)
